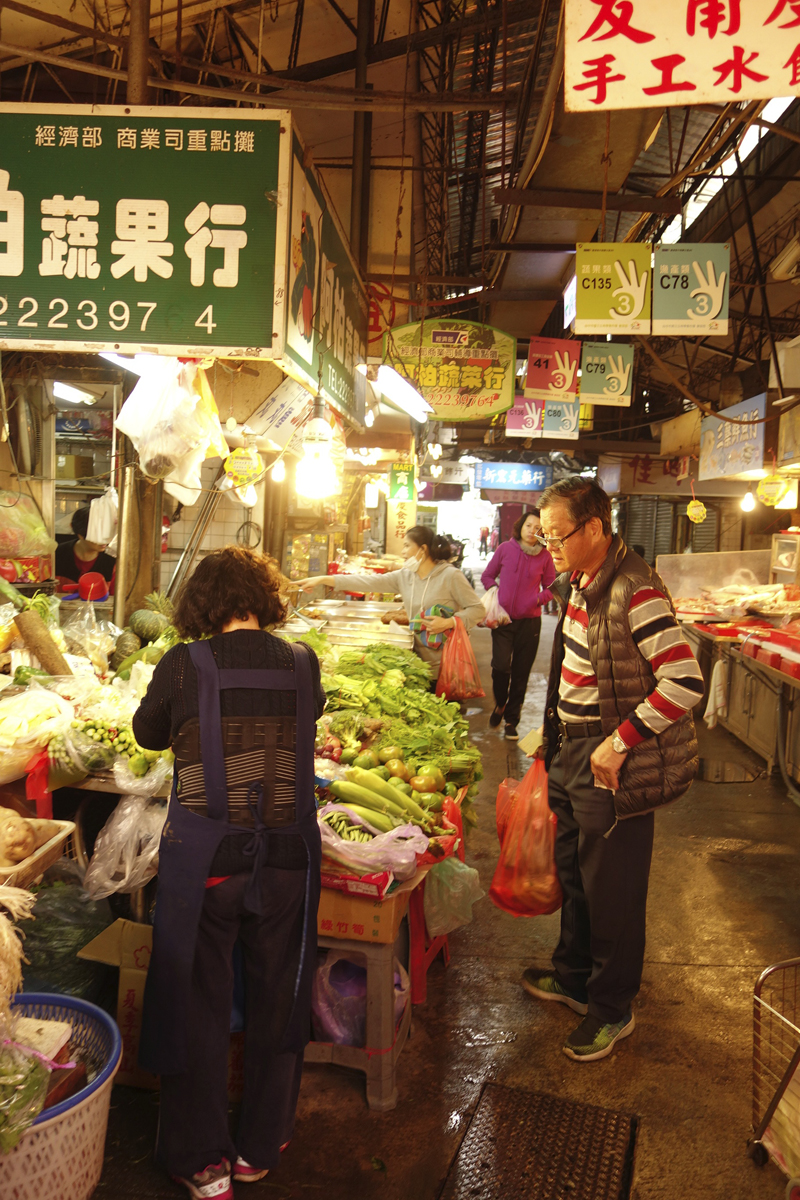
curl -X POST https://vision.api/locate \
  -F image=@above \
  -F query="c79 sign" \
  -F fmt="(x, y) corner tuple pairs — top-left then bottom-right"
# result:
(0, 104), (289, 358)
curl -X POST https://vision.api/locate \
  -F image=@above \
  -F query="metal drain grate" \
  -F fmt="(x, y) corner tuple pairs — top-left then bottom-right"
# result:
(439, 1083), (638, 1200)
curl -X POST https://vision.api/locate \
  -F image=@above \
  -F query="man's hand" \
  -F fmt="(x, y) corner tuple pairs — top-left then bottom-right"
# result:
(421, 615), (456, 635)
(590, 736), (628, 791)
(525, 727), (546, 760)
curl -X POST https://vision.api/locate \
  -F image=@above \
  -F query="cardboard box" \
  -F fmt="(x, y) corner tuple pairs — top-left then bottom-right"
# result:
(317, 869), (427, 944)
(78, 919), (243, 1094)
(56, 454), (95, 480)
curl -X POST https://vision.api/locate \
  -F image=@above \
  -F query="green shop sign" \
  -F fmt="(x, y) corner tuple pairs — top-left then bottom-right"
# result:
(0, 103), (290, 358)
(389, 461), (415, 501)
(282, 130), (368, 426)
(384, 320), (516, 421)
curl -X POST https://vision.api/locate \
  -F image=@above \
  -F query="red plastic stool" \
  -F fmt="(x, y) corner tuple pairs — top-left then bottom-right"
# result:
(408, 877), (450, 1005)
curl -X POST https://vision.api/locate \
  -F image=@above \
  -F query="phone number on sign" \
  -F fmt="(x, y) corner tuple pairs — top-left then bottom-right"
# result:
(0, 296), (227, 335)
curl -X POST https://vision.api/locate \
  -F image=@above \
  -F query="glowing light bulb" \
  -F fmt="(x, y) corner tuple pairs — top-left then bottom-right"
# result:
(741, 489), (756, 512)
(271, 458), (286, 483)
(365, 409), (375, 427)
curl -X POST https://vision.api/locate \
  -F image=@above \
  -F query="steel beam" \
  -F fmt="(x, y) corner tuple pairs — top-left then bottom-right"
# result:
(127, 0), (151, 104)
(494, 187), (683, 215)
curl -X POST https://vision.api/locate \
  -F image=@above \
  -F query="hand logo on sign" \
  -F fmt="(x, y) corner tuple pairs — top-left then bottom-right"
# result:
(548, 350), (577, 392)
(603, 354), (631, 396)
(558, 405), (580, 436)
(521, 401), (541, 431)
(611, 259), (647, 321)
(688, 260), (727, 322)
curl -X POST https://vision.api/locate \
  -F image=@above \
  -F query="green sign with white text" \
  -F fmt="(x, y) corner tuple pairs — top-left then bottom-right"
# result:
(0, 103), (289, 358)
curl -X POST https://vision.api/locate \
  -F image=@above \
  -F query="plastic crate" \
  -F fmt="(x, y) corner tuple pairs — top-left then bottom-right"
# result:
(0, 993), (122, 1200)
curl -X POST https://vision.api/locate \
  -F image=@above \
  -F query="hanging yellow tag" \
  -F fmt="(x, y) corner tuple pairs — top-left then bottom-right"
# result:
(756, 475), (789, 507)
(687, 499), (706, 524)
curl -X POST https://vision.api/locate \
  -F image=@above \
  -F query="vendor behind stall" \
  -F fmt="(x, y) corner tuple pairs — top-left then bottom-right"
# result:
(298, 525), (484, 681)
(132, 545), (325, 1199)
(55, 507), (115, 592)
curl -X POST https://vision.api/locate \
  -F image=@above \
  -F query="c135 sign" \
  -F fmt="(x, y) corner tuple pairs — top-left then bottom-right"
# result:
(0, 103), (289, 358)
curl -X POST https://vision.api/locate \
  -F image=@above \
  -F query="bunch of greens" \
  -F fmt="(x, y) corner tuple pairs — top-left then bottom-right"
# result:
(333, 645), (431, 692)
(0, 1046), (48, 1153)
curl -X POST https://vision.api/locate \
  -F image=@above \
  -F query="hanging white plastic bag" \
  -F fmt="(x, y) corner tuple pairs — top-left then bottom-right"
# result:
(113, 753), (173, 797)
(84, 793), (168, 898)
(481, 586), (511, 629)
(86, 487), (118, 545)
(423, 856), (485, 936)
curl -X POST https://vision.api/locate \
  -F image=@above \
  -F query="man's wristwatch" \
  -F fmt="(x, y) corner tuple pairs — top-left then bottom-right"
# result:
(611, 732), (629, 755)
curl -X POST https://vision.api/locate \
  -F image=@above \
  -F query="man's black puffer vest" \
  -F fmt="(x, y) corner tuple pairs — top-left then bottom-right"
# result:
(543, 536), (700, 818)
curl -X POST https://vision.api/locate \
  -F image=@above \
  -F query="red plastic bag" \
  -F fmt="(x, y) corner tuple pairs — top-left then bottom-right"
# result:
(489, 760), (561, 917)
(435, 617), (484, 701)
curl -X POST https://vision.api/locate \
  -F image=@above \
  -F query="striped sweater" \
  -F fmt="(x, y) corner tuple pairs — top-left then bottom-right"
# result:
(557, 578), (704, 747)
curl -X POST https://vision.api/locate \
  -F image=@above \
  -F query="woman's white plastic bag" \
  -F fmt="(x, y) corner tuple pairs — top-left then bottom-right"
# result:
(318, 804), (428, 880)
(84, 793), (168, 897)
(481, 586), (511, 629)
(86, 487), (118, 545)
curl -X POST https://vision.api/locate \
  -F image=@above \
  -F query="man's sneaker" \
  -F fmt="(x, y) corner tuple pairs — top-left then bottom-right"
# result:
(233, 1158), (268, 1183)
(171, 1159), (232, 1200)
(489, 707), (505, 728)
(563, 1012), (635, 1062)
(522, 968), (588, 1015)
(504, 724), (519, 740)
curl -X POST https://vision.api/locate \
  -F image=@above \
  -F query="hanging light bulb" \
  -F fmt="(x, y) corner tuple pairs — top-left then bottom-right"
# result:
(271, 458), (286, 483)
(364, 482), (380, 508)
(365, 408), (375, 427)
(431, 463), (443, 478)
(741, 488), (756, 512)
(295, 400), (339, 499)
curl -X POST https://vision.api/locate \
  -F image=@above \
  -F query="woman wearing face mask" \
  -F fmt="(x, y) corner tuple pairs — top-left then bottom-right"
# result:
(297, 526), (484, 685)
(480, 510), (556, 740)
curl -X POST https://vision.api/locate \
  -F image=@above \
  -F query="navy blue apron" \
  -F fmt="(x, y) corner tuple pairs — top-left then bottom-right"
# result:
(139, 638), (321, 1076)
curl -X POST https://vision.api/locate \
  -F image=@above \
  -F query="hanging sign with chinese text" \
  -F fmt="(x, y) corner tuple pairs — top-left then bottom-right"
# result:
(474, 462), (553, 491)
(579, 341), (634, 406)
(389, 461), (416, 501)
(565, 1), (800, 112)
(542, 399), (581, 440)
(757, 474), (790, 506)
(524, 336), (581, 401)
(506, 397), (544, 438)
(575, 243), (651, 334)
(283, 129), (368, 426)
(0, 103), (289, 358)
(386, 499), (416, 555)
(653, 243), (730, 335)
(383, 320), (516, 421)
(698, 394), (766, 480)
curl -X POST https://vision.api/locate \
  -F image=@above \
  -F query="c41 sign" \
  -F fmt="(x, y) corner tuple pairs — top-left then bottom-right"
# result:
(0, 103), (289, 358)
(566, 0), (800, 112)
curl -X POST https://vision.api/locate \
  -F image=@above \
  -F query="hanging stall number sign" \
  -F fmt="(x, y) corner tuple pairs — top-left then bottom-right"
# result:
(542, 399), (581, 439)
(524, 336), (581, 401)
(389, 462), (416, 502)
(506, 397), (544, 438)
(575, 243), (651, 334)
(653, 243), (730, 335)
(384, 320), (516, 421)
(757, 474), (790, 506)
(0, 103), (289, 358)
(579, 341), (634, 406)
(474, 462), (553, 491)
(699, 394), (766, 480)
(566, 1), (800, 114)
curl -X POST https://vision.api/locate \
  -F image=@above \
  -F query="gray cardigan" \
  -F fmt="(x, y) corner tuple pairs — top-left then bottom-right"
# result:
(325, 562), (484, 677)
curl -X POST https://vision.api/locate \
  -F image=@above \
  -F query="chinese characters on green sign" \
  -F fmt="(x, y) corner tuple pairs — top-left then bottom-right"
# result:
(389, 462), (415, 502)
(0, 104), (288, 357)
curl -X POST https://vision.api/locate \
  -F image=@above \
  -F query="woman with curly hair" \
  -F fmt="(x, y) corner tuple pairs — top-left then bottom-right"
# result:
(132, 546), (325, 1200)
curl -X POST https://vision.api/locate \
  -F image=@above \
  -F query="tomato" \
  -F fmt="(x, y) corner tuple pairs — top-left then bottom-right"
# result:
(443, 782), (458, 798)
(388, 779), (413, 797)
(339, 748), (359, 765)
(354, 750), (380, 770)
(415, 764), (446, 792)
(409, 774), (439, 794)
(385, 759), (408, 780)
(378, 745), (404, 764)
(418, 792), (445, 811)
(370, 766), (391, 781)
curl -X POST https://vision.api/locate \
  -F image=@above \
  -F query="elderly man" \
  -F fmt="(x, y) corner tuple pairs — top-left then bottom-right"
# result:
(523, 478), (703, 1062)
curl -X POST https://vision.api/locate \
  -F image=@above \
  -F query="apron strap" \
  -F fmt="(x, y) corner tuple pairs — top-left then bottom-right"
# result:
(289, 642), (315, 816)
(188, 641), (229, 822)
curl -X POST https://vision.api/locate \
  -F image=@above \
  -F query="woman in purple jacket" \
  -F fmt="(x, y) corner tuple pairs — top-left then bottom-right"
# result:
(480, 510), (556, 740)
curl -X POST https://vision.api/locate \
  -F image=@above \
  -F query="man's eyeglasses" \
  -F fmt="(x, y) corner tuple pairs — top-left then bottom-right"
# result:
(534, 521), (586, 551)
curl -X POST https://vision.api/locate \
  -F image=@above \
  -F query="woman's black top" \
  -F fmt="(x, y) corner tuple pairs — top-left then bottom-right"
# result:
(133, 630), (326, 876)
(54, 538), (116, 583)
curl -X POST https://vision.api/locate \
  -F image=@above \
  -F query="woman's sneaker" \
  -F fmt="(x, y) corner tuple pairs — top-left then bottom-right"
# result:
(233, 1158), (268, 1183)
(522, 968), (588, 1015)
(171, 1159), (232, 1200)
(504, 724), (519, 740)
(563, 1012), (635, 1062)
(489, 706), (505, 727)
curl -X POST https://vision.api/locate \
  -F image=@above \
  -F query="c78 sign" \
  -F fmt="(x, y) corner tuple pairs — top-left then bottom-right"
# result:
(0, 104), (289, 358)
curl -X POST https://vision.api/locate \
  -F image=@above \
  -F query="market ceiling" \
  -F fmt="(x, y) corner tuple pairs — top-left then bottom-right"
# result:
(2, 2), (800, 462)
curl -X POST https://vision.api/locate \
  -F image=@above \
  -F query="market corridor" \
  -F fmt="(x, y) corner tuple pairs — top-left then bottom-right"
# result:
(98, 618), (799, 1200)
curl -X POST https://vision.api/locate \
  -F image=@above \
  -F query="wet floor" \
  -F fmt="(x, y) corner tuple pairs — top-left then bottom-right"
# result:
(97, 614), (798, 1199)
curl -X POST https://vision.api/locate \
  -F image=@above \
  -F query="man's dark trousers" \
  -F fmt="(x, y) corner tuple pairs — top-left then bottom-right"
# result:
(547, 733), (654, 1024)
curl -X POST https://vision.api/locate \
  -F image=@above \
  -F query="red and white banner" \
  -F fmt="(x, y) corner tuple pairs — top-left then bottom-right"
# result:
(566, 0), (800, 112)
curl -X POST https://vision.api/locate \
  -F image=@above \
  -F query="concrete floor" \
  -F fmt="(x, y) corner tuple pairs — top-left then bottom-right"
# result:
(97, 610), (800, 1200)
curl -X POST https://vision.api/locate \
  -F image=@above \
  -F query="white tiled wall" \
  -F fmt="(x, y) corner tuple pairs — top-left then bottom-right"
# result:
(159, 460), (266, 592)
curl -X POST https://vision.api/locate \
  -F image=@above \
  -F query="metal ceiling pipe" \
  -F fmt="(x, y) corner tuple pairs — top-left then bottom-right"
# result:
(127, 0), (151, 106)
(350, 0), (373, 267)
